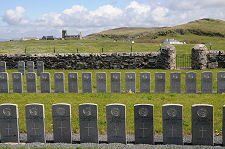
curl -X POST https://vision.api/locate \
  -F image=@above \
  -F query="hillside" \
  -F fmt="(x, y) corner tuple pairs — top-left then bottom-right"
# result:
(85, 18), (225, 43)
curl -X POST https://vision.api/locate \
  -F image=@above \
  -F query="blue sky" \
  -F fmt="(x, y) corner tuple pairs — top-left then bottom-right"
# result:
(0, 0), (224, 40)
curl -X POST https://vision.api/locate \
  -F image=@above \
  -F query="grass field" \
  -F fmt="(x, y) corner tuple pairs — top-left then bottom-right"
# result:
(1, 69), (225, 136)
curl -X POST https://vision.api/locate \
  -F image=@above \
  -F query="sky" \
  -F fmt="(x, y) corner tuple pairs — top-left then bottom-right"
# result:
(0, 0), (225, 40)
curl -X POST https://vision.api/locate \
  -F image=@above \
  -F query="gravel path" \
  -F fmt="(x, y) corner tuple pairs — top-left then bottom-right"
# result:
(0, 134), (223, 148)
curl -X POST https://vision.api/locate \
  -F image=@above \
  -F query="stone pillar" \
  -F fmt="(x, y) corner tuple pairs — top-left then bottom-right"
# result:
(191, 44), (208, 70)
(157, 45), (176, 69)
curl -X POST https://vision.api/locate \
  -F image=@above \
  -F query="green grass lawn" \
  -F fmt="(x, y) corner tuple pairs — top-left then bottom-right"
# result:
(1, 69), (225, 135)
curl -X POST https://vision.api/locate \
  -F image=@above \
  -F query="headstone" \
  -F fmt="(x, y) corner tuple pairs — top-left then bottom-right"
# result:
(140, 72), (150, 93)
(223, 105), (225, 146)
(27, 61), (34, 72)
(185, 72), (197, 93)
(52, 103), (72, 143)
(54, 72), (65, 93)
(170, 72), (181, 93)
(134, 104), (154, 144)
(162, 104), (183, 145)
(0, 104), (19, 143)
(0, 61), (6, 72)
(201, 72), (213, 93)
(106, 104), (126, 144)
(125, 72), (136, 93)
(18, 61), (25, 75)
(217, 72), (225, 93)
(155, 72), (165, 93)
(37, 61), (44, 76)
(26, 72), (37, 93)
(40, 72), (51, 93)
(25, 104), (45, 143)
(68, 72), (78, 93)
(96, 72), (107, 93)
(82, 72), (92, 93)
(111, 72), (121, 93)
(0, 72), (9, 93)
(12, 72), (23, 93)
(79, 103), (98, 143)
(192, 104), (213, 145)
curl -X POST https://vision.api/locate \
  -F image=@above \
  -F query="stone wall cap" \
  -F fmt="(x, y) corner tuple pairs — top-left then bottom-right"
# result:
(193, 44), (208, 51)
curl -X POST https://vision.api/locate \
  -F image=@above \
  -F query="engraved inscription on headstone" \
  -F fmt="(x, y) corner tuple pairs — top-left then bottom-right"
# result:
(170, 72), (181, 93)
(185, 72), (197, 93)
(0, 61), (6, 72)
(79, 103), (98, 143)
(134, 104), (154, 144)
(18, 61), (25, 75)
(0, 72), (9, 93)
(25, 104), (46, 143)
(0, 104), (19, 143)
(37, 61), (44, 76)
(125, 72), (136, 93)
(26, 72), (37, 93)
(217, 72), (225, 93)
(12, 72), (23, 93)
(192, 104), (213, 145)
(201, 72), (213, 93)
(40, 72), (51, 93)
(68, 72), (78, 93)
(27, 61), (34, 72)
(52, 103), (72, 143)
(155, 72), (165, 93)
(96, 72), (107, 93)
(106, 104), (126, 144)
(82, 72), (92, 93)
(162, 104), (183, 145)
(140, 72), (150, 93)
(111, 72), (121, 93)
(54, 72), (65, 93)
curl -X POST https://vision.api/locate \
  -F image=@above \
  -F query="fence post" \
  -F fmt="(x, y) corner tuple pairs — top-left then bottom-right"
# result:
(25, 47), (26, 55)
(102, 47), (103, 53)
(77, 48), (78, 53)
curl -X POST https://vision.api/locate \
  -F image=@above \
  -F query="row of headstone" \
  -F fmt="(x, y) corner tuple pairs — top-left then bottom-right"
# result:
(0, 71), (225, 93)
(0, 103), (218, 145)
(0, 61), (44, 76)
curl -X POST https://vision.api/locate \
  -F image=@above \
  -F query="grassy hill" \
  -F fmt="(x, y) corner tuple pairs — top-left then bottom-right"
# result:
(85, 18), (225, 44)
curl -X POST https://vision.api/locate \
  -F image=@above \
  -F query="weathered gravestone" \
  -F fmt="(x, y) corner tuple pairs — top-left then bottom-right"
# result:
(125, 72), (136, 93)
(223, 105), (225, 146)
(96, 72), (107, 93)
(54, 72), (65, 93)
(217, 72), (225, 93)
(162, 104), (183, 145)
(52, 103), (72, 143)
(37, 61), (44, 76)
(111, 72), (121, 93)
(0, 61), (6, 72)
(82, 72), (92, 93)
(26, 72), (37, 93)
(140, 72), (150, 93)
(27, 61), (34, 72)
(12, 72), (23, 93)
(185, 72), (197, 93)
(106, 104), (126, 144)
(79, 103), (98, 143)
(192, 104), (213, 145)
(40, 72), (51, 93)
(134, 104), (154, 144)
(25, 104), (45, 143)
(68, 72), (78, 93)
(0, 104), (19, 143)
(18, 61), (25, 75)
(0, 72), (9, 93)
(201, 72), (213, 93)
(170, 72), (181, 93)
(155, 72), (165, 93)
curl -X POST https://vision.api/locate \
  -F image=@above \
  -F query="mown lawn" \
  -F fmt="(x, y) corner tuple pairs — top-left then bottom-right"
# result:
(0, 69), (225, 135)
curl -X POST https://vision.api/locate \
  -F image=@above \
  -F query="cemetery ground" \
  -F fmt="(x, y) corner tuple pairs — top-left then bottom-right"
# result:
(0, 69), (225, 137)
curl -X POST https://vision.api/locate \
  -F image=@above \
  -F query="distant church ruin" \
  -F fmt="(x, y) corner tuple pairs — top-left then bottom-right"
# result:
(62, 30), (82, 40)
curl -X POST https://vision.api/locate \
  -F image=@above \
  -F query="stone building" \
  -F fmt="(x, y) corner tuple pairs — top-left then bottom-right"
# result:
(62, 30), (82, 40)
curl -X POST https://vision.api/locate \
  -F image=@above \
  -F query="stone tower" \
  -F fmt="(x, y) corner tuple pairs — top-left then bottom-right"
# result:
(62, 30), (67, 39)
(79, 32), (82, 40)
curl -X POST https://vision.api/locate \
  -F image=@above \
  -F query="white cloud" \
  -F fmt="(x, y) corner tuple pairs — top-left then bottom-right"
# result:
(3, 6), (29, 25)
